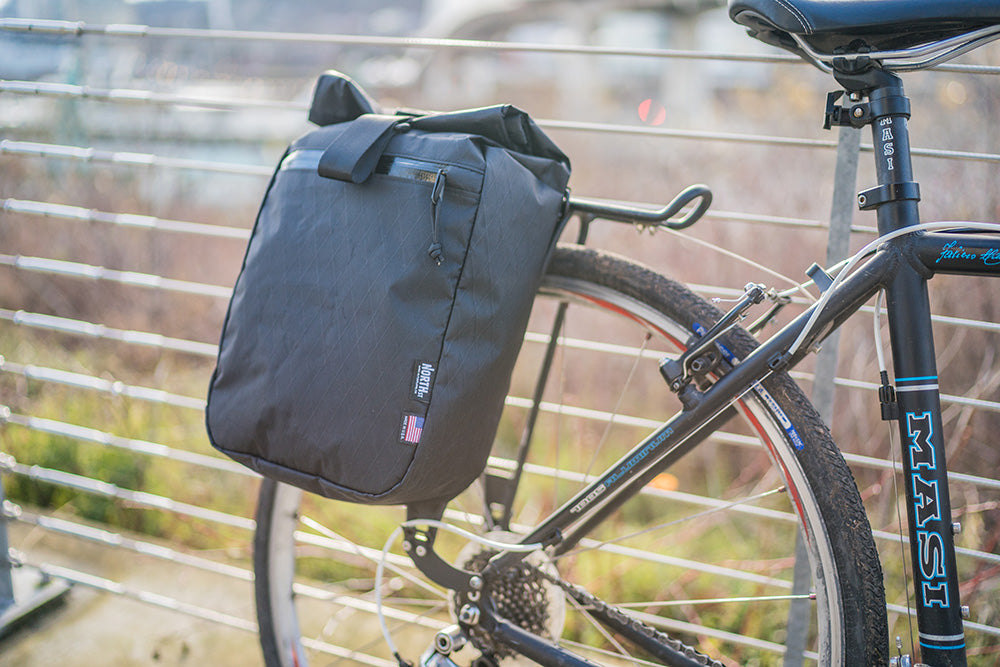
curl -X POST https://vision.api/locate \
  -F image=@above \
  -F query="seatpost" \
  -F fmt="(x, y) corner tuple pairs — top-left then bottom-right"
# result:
(828, 68), (967, 666)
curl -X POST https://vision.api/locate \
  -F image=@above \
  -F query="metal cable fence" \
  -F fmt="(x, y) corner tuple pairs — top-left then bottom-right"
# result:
(1, 10), (998, 666)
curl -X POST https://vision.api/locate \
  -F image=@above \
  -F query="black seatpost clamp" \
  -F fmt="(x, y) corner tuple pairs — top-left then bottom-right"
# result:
(824, 90), (870, 129)
(825, 86), (911, 130)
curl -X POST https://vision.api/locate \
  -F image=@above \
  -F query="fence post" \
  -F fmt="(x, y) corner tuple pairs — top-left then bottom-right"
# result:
(810, 124), (861, 425)
(0, 474), (13, 617)
(783, 124), (861, 666)
(0, 454), (71, 638)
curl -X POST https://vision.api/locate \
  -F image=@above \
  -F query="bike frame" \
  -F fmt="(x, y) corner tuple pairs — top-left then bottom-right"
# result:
(482, 70), (996, 666)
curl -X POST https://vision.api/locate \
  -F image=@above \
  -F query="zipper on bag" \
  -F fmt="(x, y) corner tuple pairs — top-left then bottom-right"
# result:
(280, 151), (471, 266)
(427, 169), (446, 265)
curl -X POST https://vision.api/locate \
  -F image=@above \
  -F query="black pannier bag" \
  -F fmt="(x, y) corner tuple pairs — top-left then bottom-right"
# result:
(206, 71), (571, 512)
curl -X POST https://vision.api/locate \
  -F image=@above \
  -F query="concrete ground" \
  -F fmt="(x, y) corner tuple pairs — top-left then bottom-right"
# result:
(0, 521), (265, 667)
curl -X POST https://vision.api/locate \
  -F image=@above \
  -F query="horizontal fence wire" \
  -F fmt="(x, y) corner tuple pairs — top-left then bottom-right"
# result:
(0, 294), (1000, 418)
(15, 510), (997, 662)
(1, 198), (251, 240)
(0, 358), (206, 409)
(3, 256), (998, 345)
(1, 409), (250, 476)
(0, 456), (253, 531)
(0, 253), (233, 299)
(4, 126), (1000, 169)
(489, 457), (1000, 568)
(5, 416), (1000, 641)
(27, 560), (258, 632)
(10, 511), (458, 667)
(11, 385), (996, 566)
(0, 79), (309, 112)
(0, 18), (803, 63)
(3, 17), (1000, 77)
(0, 139), (274, 175)
(4, 193), (843, 235)
(13, 511), (252, 582)
(5, 330), (1000, 495)
(2, 16), (999, 658)
(0, 308), (219, 357)
(7, 435), (1000, 600)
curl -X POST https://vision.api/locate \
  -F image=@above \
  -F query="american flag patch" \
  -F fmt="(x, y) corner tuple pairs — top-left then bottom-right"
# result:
(400, 414), (425, 445)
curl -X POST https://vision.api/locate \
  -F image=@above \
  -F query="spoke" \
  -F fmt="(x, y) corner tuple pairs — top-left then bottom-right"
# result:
(452, 490), (488, 537)
(291, 582), (438, 621)
(300, 514), (446, 600)
(584, 332), (653, 480)
(315, 601), (450, 667)
(663, 226), (816, 301)
(540, 565), (725, 667)
(300, 636), (396, 667)
(565, 593), (639, 667)
(615, 592), (815, 608)
(555, 486), (786, 561)
(560, 639), (675, 667)
(628, 608), (789, 657)
(359, 598), (445, 607)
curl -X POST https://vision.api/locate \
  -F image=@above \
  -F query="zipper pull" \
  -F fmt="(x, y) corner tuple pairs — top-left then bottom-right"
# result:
(428, 170), (446, 265)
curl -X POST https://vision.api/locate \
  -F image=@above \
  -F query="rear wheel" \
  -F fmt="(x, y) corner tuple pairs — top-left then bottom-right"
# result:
(254, 245), (888, 666)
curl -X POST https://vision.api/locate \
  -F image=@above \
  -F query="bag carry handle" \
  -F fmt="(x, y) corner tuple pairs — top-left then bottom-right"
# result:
(317, 114), (402, 184)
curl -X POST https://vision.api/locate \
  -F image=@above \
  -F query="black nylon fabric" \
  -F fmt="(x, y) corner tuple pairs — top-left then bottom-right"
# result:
(206, 74), (570, 509)
(307, 69), (381, 126)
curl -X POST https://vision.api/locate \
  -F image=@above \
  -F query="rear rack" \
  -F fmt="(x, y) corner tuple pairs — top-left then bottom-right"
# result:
(567, 184), (712, 231)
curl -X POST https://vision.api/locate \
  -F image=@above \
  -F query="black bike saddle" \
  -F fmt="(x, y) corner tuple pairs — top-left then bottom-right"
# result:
(730, 0), (1000, 59)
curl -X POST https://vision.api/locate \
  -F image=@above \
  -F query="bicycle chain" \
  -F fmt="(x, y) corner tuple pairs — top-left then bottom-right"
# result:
(527, 563), (727, 667)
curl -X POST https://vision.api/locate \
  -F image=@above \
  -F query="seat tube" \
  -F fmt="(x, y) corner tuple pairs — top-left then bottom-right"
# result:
(866, 75), (967, 665)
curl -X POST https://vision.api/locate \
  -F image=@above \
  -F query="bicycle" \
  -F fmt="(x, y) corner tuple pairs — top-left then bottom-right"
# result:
(251, 2), (1000, 666)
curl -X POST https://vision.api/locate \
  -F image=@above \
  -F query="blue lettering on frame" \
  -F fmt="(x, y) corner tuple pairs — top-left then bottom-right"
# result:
(906, 412), (936, 470)
(912, 474), (941, 528)
(982, 248), (1000, 265)
(935, 240), (978, 264)
(935, 240), (1000, 266)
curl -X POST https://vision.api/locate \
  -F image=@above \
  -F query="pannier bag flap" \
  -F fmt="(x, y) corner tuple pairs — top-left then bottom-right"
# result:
(408, 105), (568, 168)
(308, 69), (381, 126)
(207, 71), (570, 513)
